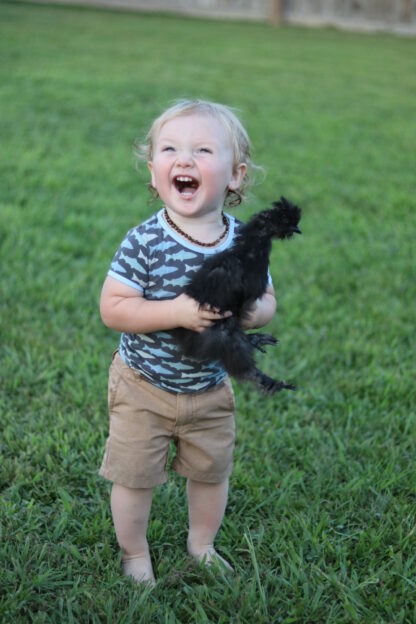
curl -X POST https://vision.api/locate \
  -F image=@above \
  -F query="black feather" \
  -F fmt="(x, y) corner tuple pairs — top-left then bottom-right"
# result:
(173, 196), (302, 394)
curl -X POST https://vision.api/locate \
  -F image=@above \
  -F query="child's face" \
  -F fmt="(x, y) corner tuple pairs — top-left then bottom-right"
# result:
(148, 114), (246, 219)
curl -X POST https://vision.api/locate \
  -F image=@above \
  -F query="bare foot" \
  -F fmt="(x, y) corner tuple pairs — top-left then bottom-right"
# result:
(188, 543), (233, 573)
(122, 554), (156, 586)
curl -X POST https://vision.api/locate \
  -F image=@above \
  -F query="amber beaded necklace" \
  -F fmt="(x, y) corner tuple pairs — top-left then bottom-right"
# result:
(163, 208), (229, 248)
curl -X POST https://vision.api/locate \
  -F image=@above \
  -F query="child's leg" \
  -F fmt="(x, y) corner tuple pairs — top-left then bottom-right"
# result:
(186, 478), (233, 571)
(110, 483), (155, 584)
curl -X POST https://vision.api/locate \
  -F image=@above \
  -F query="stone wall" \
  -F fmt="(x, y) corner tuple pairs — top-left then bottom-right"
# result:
(22, 0), (416, 34)
(25, 0), (273, 21)
(283, 0), (416, 34)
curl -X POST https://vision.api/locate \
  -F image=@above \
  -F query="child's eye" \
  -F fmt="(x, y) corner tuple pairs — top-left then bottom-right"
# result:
(198, 147), (212, 154)
(162, 146), (175, 152)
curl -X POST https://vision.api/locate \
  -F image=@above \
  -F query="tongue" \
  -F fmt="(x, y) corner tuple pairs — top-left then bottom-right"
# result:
(180, 186), (195, 195)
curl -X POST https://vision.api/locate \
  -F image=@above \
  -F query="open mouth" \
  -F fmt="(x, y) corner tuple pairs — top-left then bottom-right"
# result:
(173, 175), (199, 196)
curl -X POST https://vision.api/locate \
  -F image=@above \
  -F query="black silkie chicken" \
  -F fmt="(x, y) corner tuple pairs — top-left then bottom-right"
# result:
(173, 197), (302, 394)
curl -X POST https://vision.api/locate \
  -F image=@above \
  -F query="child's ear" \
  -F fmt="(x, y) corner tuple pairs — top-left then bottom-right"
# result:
(148, 161), (156, 188)
(228, 163), (247, 191)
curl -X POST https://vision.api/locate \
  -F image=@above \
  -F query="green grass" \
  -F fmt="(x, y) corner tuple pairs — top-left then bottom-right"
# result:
(1, 3), (416, 622)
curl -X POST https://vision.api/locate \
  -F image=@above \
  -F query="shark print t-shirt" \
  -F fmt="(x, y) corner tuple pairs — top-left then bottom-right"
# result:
(107, 208), (238, 393)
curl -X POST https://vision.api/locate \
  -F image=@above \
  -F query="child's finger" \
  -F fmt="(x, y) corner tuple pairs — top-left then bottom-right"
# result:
(205, 309), (232, 319)
(200, 304), (229, 315)
(201, 304), (218, 313)
(212, 309), (232, 318)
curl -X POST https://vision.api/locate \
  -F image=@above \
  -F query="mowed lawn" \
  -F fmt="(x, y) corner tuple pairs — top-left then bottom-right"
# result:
(1, 3), (415, 622)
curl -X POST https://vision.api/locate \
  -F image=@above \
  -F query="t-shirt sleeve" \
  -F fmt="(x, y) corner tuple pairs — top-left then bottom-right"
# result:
(107, 228), (149, 292)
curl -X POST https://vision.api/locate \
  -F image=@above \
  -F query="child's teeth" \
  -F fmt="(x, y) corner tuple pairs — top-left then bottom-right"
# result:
(174, 175), (198, 195)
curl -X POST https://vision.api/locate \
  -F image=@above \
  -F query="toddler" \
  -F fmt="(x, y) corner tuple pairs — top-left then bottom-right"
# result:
(99, 99), (276, 585)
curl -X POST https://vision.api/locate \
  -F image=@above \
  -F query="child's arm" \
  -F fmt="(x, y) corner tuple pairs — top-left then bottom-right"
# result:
(241, 285), (277, 330)
(100, 276), (230, 334)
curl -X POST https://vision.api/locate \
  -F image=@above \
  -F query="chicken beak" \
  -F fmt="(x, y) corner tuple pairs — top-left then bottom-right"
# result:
(293, 226), (302, 234)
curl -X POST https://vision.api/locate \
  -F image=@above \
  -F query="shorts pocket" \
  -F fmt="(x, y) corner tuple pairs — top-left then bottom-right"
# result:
(222, 377), (235, 412)
(108, 364), (122, 414)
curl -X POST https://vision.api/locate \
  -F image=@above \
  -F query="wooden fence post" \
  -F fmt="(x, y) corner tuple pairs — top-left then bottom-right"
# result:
(269, 0), (283, 25)
(401, 0), (412, 22)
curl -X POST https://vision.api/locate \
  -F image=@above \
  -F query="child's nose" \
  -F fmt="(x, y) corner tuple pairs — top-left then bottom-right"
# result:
(176, 149), (194, 167)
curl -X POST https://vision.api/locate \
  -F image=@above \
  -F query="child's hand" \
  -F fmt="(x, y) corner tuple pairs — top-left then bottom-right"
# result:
(172, 294), (232, 333)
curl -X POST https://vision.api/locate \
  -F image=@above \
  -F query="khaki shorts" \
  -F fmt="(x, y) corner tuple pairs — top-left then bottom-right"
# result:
(99, 351), (235, 488)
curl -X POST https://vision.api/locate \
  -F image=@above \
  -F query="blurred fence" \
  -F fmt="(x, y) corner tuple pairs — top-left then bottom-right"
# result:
(23, 0), (416, 34)
(284, 0), (416, 34)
